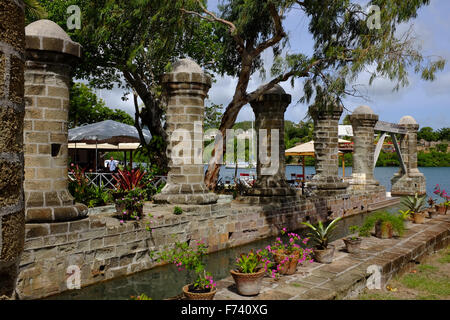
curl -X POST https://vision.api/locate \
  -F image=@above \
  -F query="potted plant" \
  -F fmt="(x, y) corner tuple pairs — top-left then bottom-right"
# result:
(401, 193), (427, 224)
(342, 225), (362, 253)
(158, 239), (217, 300)
(399, 209), (413, 229)
(265, 228), (313, 275)
(359, 211), (405, 239)
(113, 168), (147, 221)
(434, 184), (449, 215)
(230, 250), (268, 296)
(302, 217), (342, 264)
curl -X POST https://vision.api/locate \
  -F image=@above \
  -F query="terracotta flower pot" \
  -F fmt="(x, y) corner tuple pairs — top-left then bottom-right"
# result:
(404, 219), (414, 230)
(182, 284), (217, 300)
(273, 251), (300, 275)
(343, 238), (362, 253)
(375, 221), (393, 239)
(230, 268), (265, 296)
(313, 245), (335, 264)
(412, 212), (425, 224)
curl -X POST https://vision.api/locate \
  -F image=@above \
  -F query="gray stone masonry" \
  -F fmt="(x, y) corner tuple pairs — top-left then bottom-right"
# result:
(23, 20), (87, 223)
(349, 106), (380, 191)
(246, 84), (296, 199)
(391, 116), (426, 196)
(153, 59), (218, 205)
(309, 104), (348, 195)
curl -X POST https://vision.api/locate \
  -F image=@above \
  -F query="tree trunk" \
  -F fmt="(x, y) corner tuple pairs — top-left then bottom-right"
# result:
(0, 0), (25, 298)
(204, 57), (252, 190)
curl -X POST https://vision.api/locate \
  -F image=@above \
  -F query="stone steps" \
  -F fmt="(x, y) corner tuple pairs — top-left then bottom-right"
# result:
(213, 215), (450, 300)
(367, 196), (401, 212)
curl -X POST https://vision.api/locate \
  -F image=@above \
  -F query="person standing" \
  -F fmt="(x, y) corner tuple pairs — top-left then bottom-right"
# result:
(108, 156), (117, 173)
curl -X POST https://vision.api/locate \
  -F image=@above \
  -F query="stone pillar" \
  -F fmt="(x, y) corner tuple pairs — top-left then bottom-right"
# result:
(153, 59), (218, 205)
(23, 20), (87, 222)
(309, 104), (348, 195)
(0, 0), (26, 298)
(391, 116), (426, 195)
(349, 106), (380, 189)
(247, 85), (296, 198)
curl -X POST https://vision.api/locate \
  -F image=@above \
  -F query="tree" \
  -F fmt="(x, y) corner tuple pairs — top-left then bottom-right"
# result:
(185, 0), (445, 189)
(69, 82), (134, 128)
(417, 127), (439, 142)
(32, 0), (223, 174)
(438, 128), (450, 142)
(204, 102), (223, 131)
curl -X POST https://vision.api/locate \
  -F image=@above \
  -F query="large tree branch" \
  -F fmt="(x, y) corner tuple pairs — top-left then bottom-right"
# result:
(247, 58), (324, 102)
(181, 1), (245, 50)
(251, 3), (286, 58)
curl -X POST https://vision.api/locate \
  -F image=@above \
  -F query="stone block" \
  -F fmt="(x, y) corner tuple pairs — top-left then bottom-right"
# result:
(25, 224), (49, 239)
(26, 208), (53, 222)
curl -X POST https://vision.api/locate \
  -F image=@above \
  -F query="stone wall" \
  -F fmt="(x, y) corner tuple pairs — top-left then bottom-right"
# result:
(16, 189), (387, 299)
(0, 0), (26, 298)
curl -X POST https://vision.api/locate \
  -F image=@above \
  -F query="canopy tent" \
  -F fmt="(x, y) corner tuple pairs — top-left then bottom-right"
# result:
(68, 120), (152, 171)
(285, 139), (351, 181)
(69, 120), (151, 144)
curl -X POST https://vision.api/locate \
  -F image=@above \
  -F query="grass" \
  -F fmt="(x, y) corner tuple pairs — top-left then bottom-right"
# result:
(356, 245), (450, 300)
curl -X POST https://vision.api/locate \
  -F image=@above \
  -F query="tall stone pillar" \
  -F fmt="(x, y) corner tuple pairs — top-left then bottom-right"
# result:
(0, 0), (25, 298)
(154, 59), (218, 205)
(349, 106), (380, 190)
(247, 85), (296, 199)
(309, 104), (348, 195)
(23, 20), (87, 222)
(391, 116), (426, 195)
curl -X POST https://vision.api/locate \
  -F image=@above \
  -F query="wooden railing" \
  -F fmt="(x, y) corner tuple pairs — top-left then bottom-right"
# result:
(68, 172), (167, 190)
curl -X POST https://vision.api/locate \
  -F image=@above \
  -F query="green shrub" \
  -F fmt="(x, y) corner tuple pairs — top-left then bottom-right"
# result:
(173, 206), (183, 215)
(359, 211), (405, 237)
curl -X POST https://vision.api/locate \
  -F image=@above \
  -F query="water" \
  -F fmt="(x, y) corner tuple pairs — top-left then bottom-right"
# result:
(48, 166), (449, 300)
(221, 166), (450, 199)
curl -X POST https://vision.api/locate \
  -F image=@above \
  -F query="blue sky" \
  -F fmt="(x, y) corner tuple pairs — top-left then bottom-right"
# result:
(97, 0), (450, 130)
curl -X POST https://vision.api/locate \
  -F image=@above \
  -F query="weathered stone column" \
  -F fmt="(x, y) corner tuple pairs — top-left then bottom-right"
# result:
(309, 104), (348, 195)
(154, 59), (218, 205)
(23, 20), (87, 222)
(247, 85), (296, 198)
(391, 116), (426, 195)
(0, 0), (25, 298)
(349, 106), (380, 189)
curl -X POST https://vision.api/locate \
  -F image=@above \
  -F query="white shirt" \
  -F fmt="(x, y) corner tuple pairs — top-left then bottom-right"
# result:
(108, 160), (117, 172)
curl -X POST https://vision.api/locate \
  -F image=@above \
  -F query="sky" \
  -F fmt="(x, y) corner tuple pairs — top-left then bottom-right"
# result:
(94, 0), (450, 130)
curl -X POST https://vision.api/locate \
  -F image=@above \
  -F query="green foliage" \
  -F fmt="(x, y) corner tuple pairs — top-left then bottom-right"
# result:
(158, 239), (216, 290)
(235, 250), (264, 274)
(114, 188), (146, 221)
(398, 209), (412, 221)
(359, 211), (405, 237)
(348, 225), (360, 240)
(69, 83), (134, 128)
(68, 164), (113, 208)
(173, 206), (183, 215)
(130, 293), (152, 300)
(204, 103), (223, 131)
(436, 144), (448, 153)
(418, 127), (440, 142)
(302, 217), (342, 249)
(401, 193), (427, 214)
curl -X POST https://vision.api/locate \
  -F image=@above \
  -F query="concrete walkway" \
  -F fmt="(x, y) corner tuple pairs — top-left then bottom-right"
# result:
(214, 215), (450, 300)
